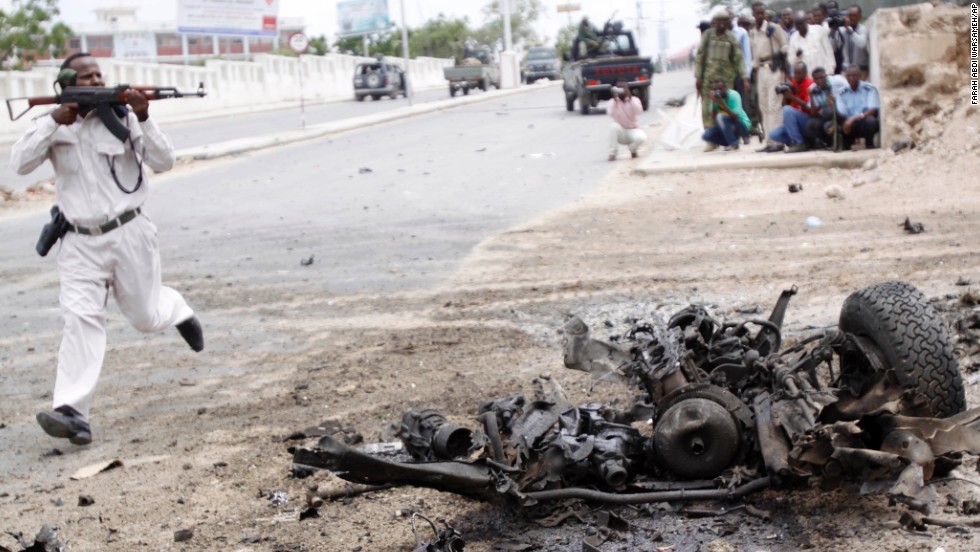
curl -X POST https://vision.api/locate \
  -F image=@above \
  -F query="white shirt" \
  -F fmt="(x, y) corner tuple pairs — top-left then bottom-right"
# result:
(11, 110), (175, 226)
(788, 24), (836, 76)
(842, 23), (869, 69)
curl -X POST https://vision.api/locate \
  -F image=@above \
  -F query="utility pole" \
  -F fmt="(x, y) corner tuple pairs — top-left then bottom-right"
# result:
(400, 0), (412, 104)
(636, 0), (644, 51)
(499, 0), (519, 88)
(502, 0), (513, 52)
(657, 0), (669, 67)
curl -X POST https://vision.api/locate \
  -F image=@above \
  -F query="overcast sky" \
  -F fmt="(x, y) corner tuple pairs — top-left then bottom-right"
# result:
(23, 0), (704, 56)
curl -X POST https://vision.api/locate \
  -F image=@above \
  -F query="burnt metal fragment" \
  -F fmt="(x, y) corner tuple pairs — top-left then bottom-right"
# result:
(291, 281), (980, 518)
(410, 513), (465, 552)
(901, 217), (925, 234)
(398, 408), (476, 461)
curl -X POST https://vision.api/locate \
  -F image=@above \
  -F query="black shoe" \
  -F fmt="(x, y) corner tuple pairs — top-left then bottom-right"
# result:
(177, 316), (204, 352)
(758, 144), (784, 153)
(785, 143), (809, 153)
(37, 407), (92, 446)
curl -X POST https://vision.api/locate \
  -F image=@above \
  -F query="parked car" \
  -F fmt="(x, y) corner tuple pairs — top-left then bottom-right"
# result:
(353, 59), (406, 101)
(521, 46), (561, 83)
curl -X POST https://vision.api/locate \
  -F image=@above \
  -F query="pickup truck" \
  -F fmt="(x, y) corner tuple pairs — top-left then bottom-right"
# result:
(561, 23), (654, 115)
(444, 46), (499, 97)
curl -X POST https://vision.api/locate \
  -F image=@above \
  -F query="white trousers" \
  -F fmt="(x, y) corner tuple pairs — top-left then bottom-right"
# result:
(757, 66), (785, 144)
(54, 214), (194, 420)
(608, 123), (647, 156)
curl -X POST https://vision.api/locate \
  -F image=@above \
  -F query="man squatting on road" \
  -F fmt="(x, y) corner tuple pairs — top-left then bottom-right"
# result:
(607, 79), (647, 161)
(10, 53), (204, 446)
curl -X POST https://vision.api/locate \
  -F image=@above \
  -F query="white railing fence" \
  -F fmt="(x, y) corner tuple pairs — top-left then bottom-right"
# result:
(1, 53), (452, 137)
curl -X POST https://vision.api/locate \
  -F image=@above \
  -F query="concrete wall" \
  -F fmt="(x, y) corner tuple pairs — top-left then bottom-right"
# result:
(866, 2), (969, 146)
(0, 53), (452, 137)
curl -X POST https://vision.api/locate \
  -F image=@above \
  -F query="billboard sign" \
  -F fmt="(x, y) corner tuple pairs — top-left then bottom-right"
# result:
(178, 0), (280, 37)
(337, 0), (391, 37)
(114, 32), (157, 58)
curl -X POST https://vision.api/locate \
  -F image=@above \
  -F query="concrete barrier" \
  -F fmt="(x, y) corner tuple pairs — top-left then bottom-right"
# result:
(868, 2), (971, 146)
(0, 53), (452, 138)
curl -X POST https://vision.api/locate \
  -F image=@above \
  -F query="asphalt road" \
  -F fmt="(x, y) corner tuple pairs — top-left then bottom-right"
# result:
(0, 70), (693, 324)
(164, 86), (451, 150)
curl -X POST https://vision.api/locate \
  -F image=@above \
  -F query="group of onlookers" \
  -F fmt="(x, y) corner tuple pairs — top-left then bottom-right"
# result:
(694, 1), (879, 153)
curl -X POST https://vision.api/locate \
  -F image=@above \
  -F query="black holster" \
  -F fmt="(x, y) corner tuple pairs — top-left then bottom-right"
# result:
(36, 206), (70, 257)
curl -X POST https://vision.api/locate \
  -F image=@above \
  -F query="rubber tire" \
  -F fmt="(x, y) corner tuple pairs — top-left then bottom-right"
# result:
(355, 94), (365, 102)
(449, 86), (457, 97)
(366, 73), (382, 88)
(578, 90), (590, 115)
(371, 94), (381, 101)
(479, 78), (487, 92)
(463, 87), (470, 96)
(839, 281), (966, 418)
(639, 87), (650, 111)
(565, 93), (575, 112)
(389, 90), (398, 100)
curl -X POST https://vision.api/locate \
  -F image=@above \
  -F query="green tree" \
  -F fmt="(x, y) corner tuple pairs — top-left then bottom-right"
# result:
(309, 34), (329, 56)
(333, 29), (402, 57)
(408, 15), (470, 60)
(0, 0), (72, 69)
(473, 0), (542, 50)
(553, 22), (576, 62)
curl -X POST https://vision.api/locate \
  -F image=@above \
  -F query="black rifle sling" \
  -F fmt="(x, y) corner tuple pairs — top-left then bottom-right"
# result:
(94, 104), (143, 193)
(104, 138), (144, 194)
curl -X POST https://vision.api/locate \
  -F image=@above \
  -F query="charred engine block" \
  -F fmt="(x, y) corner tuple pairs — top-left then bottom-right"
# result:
(399, 408), (476, 461)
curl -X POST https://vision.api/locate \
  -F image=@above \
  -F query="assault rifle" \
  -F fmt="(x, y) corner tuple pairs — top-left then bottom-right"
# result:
(5, 83), (206, 141)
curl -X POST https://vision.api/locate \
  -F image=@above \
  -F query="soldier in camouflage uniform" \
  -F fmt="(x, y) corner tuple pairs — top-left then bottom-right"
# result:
(694, 11), (746, 129)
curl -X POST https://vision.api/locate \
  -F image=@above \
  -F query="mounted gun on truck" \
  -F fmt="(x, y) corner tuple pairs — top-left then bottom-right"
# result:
(562, 20), (654, 115)
(443, 45), (499, 97)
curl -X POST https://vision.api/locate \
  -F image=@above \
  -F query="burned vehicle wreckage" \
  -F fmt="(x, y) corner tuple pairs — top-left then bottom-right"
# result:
(294, 281), (980, 516)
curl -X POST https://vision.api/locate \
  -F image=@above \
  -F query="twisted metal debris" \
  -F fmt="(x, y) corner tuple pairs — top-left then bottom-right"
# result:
(294, 281), (980, 514)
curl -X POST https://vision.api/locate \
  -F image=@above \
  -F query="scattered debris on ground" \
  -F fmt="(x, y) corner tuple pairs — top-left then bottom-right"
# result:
(902, 217), (926, 234)
(293, 282), (978, 544)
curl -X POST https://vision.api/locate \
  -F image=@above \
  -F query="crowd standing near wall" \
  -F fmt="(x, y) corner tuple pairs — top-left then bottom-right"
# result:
(0, 53), (452, 139)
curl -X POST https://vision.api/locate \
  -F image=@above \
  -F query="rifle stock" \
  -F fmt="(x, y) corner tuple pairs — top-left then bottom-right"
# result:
(5, 82), (207, 121)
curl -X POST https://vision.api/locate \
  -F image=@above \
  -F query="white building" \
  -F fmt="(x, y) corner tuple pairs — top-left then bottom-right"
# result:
(57, 6), (304, 64)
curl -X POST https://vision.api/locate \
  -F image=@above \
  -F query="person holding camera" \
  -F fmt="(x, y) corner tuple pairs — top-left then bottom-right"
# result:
(695, 9), (745, 131)
(749, 2), (789, 151)
(841, 5), (869, 78)
(9, 53), (204, 446)
(607, 81), (647, 161)
(763, 62), (814, 152)
(701, 78), (752, 151)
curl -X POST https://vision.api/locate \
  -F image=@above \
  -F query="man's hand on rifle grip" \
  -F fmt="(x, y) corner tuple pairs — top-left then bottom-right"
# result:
(124, 89), (149, 122)
(51, 103), (79, 125)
